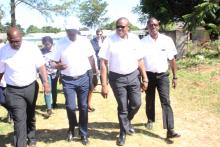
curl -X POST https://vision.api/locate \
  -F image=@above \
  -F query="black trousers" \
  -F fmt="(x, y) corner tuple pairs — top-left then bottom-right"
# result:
(5, 81), (39, 147)
(109, 70), (141, 134)
(145, 72), (174, 130)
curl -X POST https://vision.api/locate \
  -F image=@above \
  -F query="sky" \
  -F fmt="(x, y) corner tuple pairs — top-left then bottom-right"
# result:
(0, 0), (144, 30)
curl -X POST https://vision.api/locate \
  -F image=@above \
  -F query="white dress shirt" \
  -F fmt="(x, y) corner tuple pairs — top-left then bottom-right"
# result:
(141, 33), (177, 73)
(0, 42), (45, 86)
(54, 35), (95, 77)
(98, 33), (144, 74)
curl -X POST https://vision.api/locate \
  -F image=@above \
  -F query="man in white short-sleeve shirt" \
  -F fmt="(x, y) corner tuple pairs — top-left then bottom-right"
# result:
(141, 17), (180, 139)
(99, 17), (148, 146)
(52, 17), (97, 145)
(0, 27), (50, 147)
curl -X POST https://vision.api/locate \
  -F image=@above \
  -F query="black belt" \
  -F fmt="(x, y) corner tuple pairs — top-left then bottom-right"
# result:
(7, 81), (36, 89)
(147, 71), (167, 75)
(61, 73), (87, 80)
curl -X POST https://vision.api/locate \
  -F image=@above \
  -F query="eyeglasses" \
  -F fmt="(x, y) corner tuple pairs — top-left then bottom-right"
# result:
(116, 25), (127, 29)
(9, 40), (21, 44)
(149, 23), (159, 27)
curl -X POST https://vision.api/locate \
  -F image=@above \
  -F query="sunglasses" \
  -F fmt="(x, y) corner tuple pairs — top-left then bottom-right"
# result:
(149, 23), (159, 27)
(116, 25), (127, 29)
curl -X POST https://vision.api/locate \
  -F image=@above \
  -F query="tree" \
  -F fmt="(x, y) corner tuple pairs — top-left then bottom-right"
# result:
(77, 0), (109, 29)
(183, 1), (220, 39)
(9, 0), (79, 26)
(41, 26), (61, 33)
(26, 25), (41, 33)
(0, 5), (5, 32)
(137, 0), (200, 25)
(103, 21), (140, 31)
(136, 0), (220, 38)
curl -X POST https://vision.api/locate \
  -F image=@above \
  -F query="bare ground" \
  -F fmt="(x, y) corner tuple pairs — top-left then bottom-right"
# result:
(0, 64), (220, 147)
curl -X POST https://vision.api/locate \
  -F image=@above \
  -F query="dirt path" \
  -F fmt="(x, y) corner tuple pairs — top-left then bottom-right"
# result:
(1, 64), (220, 147)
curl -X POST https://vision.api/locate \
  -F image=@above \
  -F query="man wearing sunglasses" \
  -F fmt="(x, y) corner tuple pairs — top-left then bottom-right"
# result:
(99, 17), (148, 146)
(141, 17), (181, 139)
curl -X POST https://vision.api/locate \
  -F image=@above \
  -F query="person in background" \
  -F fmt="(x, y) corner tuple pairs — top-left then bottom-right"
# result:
(88, 29), (105, 112)
(53, 17), (97, 145)
(99, 17), (148, 146)
(0, 27), (50, 147)
(141, 17), (181, 139)
(40, 36), (59, 116)
(0, 39), (5, 48)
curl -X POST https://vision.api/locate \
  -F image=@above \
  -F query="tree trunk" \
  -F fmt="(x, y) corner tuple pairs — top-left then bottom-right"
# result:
(11, 0), (16, 26)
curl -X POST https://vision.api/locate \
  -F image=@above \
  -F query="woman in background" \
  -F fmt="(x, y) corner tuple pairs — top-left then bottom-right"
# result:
(40, 36), (59, 116)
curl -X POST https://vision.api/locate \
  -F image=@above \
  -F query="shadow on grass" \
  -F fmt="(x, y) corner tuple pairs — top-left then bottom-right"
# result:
(89, 122), (173, 144)
(0, 132), (13, 147)
(133, 123), (174, 144)
(0, 122), (173, 145)
(35, 104), (66, 111)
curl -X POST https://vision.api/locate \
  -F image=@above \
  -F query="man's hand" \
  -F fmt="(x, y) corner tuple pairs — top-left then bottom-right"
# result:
(43, 82), (51, 95)
(141, 81), (148, 92)
(172, 78), (177, 89)
(101, 85), (108, 99)
(55, 63), (68, 70)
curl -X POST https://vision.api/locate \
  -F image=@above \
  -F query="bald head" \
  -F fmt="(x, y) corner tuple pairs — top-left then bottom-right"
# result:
(7, 27), (22, 49)
(116, 17), (129, 38)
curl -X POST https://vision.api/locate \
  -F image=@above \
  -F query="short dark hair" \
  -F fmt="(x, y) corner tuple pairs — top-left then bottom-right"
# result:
(42, 36), (53, 44)
(96, 29), (103, 34)
(147, 17), (160, 25)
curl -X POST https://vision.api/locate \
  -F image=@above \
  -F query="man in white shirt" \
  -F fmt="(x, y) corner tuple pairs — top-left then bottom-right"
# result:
(99, 17), (148, 146)
(0, 27), (50, 147)
(53, 17), (97, 145)
(141, 17), (180, 139)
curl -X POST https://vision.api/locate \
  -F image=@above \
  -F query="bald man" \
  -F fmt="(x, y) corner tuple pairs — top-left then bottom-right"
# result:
(0, 27), (50, 147)
(99, 17), (148, 146)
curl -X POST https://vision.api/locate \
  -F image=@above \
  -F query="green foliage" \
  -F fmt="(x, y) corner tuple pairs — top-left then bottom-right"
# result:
(102, 21), (116, 30)
(77, 0), (109, 29)
(138, 0), (198, 25)
(177, 40), (220, 69)
(41, 26), (61, 33)
(136, 0), (220, 39)
(103, 21), (140, 31)
(26, 25), (41, 33)
(183, 1), (220, 39)
(26, 25), (61, 33)
(0, 4), (4, 22)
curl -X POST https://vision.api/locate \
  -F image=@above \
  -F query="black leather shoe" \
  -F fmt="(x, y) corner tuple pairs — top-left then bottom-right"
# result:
(129, 124), (135, 134)
(27, 138), (37, 147)
(67, 130), (75, 142)
(81, 136), (89, 145)
(116, 133), (126, 146)
(145, 121), (153, 130)
(167, 130), (181, 138)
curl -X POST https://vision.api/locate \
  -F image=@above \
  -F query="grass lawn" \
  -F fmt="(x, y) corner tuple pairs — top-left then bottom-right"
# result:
(1, 62), (220, 147)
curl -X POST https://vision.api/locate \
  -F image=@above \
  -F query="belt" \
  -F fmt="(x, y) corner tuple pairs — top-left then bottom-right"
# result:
(7, 81), (36, 89)
(147, 71), (169, 78)
(147, 71), (167, 75)
(61, 73), (87, 80)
